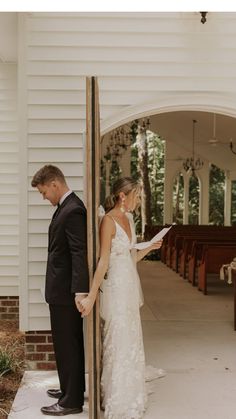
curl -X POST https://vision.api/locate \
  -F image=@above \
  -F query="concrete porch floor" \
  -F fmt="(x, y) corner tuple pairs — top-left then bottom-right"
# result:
(9, 261), (236, 418)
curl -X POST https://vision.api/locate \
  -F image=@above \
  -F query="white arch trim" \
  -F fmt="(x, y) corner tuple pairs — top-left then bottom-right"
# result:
(101, 92), (236, 135)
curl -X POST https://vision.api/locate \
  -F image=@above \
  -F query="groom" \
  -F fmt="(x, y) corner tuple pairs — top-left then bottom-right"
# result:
(31, 165), (89, 416)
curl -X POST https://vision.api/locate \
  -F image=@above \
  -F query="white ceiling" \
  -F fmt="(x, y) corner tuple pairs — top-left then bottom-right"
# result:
(150, 111), (236, 172)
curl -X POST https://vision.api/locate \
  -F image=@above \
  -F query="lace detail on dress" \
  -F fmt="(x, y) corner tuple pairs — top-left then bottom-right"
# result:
(100, 213), (147, 419)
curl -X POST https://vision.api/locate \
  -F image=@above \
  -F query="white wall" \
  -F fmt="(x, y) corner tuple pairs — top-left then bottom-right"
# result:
(0, 63), (18, 296)
(17, 11), (236, 331)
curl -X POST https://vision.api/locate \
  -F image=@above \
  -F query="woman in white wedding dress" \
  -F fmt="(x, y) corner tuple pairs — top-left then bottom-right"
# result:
(79, 178), (163, 419)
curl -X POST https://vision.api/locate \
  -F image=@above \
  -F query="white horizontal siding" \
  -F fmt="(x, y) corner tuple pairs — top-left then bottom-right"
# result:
(27, 61), (236, 79)
(0, 246), (18, 256)
(0, 286), (18, 296)
(28, 30), (236, 49)
(1, 225), (19, 235)
(29, 316), (50, 330)
(0, 63), (18, 297)
(20, 11), (236, 331)
(28, 119), (86, 133)
(29, 289), (45, 303)
(28, 275), (45, 289)
(27, 78), (236, 98)
(28, 162), (84, 177)
(28, 148), (84, 162)
(28, 46), (236, 63)
(0, 266), (18, 276)
(28, 134), (84, 147)
(28, 234), (47, 248)
(29, 303), (49, 317)
(0, 164), (19, 174)
(29, 248), (47, 261)
(29, 220), (50, 234)
(0, 236), (18, 245)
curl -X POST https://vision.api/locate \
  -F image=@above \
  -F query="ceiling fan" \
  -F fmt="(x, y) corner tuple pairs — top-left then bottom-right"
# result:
(197, 113), (226, 147)
(208, 113), (219, 145)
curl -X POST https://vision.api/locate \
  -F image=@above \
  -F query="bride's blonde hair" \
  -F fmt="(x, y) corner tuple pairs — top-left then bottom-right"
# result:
(104, 177), (140, 212)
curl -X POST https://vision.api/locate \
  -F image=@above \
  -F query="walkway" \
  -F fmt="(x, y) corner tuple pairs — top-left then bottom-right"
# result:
(9, 261), (236, 418)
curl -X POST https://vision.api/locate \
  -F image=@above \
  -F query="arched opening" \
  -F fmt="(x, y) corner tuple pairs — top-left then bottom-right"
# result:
(95, 95), (236, 418)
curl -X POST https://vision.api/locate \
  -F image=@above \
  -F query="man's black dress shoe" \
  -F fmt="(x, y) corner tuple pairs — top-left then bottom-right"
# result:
(47, 389), (63, 399)
(41, 402), (83, 416)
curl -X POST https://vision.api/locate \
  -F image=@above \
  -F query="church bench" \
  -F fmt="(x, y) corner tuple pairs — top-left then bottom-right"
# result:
(198, 244), (236, 295)
(188, 240), (236, 286)
(179, 236), (236, 280)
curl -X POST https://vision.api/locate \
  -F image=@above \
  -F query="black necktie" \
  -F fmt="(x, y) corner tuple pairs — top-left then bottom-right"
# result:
(52, 203), (60, 219)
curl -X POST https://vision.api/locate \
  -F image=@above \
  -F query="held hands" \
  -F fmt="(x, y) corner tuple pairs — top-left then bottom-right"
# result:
(75, 294), (88, 312)
(77, 295), (95, 317)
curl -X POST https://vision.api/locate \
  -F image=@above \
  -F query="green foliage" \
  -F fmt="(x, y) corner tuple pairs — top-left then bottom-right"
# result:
(231, 180), (236, 225)
(172, 173), (184, 224)
(189, 175), (200, 224)
(0, 343), (23, 377)
(131, 129), (165, 227)
(100, 158), (106, 205)
(109, 160), (122, 188)
(130, 120), (140, 182)
(147, 132), (165, 225)
(209, 164), (225, 225)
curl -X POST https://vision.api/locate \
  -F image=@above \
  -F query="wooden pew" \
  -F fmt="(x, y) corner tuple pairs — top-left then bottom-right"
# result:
(188, 240), (236, 286)
(170, 226), (236, 273)
(198, 244), (236, 295)
(165, 225), (197, 267)
(181, 236), (236, 281)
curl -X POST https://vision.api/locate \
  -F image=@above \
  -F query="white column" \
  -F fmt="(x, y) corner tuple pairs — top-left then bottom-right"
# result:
(224, 171), (232, 226)
(183, 173), (189, 224)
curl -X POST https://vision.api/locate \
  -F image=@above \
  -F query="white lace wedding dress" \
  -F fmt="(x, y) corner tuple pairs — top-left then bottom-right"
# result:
(100, 212), (160, 419)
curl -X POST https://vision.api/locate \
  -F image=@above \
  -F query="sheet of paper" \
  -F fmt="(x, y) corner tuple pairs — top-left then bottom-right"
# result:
(133, 225), (173, 250)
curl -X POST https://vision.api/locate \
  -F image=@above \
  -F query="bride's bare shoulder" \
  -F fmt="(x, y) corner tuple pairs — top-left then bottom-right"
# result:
(100, 213), (115, 231)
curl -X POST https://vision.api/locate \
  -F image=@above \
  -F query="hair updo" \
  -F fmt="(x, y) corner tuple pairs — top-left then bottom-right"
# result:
(104, 177), (140, 212)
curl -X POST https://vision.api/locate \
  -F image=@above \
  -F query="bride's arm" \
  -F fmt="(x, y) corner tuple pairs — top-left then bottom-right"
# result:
(129, 214), (162, 263)
(136, 241), (163, 263)
(78, 216), (114, 316)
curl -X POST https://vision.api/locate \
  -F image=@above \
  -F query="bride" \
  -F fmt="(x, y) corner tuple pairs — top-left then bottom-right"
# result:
(79, 177), (163, 419)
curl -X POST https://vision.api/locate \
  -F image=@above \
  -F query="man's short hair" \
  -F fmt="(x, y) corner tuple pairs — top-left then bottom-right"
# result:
(31, 165), (66, 187)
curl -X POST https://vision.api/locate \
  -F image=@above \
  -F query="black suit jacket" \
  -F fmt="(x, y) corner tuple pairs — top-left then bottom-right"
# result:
(45, 192), (89, 305)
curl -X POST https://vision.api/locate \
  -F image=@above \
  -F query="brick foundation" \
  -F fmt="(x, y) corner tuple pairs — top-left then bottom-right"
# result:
(0, 296), (19, 322)
(25, 331), (56, 370)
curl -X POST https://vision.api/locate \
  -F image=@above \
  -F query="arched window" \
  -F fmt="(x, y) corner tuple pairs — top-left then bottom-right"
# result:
(188, 174), (200, 224)
(172, 173), (184, 224)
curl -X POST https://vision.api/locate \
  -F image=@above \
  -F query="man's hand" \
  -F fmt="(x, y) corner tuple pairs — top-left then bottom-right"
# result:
(78, 296), (94, 317)
(75, 294), (88, 312)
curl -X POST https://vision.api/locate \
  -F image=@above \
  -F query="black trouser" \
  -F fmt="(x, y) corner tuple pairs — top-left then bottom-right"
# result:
(49, 304), (85, 408)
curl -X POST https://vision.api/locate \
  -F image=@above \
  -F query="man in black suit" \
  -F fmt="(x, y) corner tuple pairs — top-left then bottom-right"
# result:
(31, 165), (89, 416)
